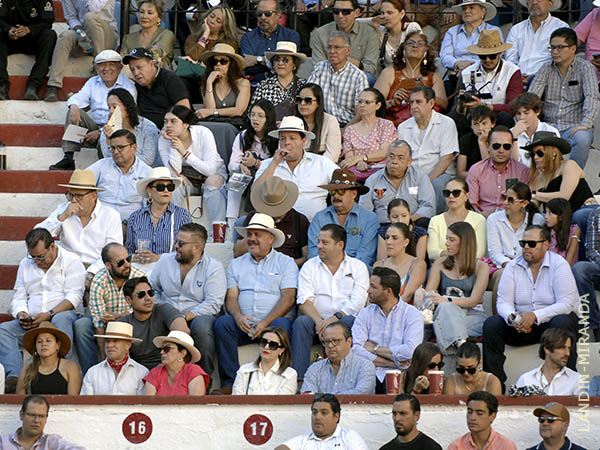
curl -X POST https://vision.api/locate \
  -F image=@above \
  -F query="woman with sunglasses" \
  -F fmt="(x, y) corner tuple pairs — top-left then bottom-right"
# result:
(196, 43), (250, 120)
(426, 221), (489, 354)
(232, 327), (297, 395)
(126, 167), (192, 263)
(374, 31), (447, 126)
(295, 83), (341, 163)
(400, 342), (443, 394)
(185, 6), (242, 62)
(442, 342), (501, 395)
(427, 178), (486, 261)
(339, 88), (396, 181)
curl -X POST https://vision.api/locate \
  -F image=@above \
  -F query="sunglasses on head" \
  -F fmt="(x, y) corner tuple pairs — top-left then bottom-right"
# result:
(538, 416), (561, 424)
(442, 189), (463, 198)
(519, 239), (546, 248)
(115, 255), (132, 267)
(332, 7), (354, 15)
(257, 337), (282, 350)
(500, 193), (522, 204)
(456, 366), (478, 375)
(295, 96), (315, 105)
(152, 182), (176, 192)
(428, 361), (445, 370)
(527, 149), (546, 159)
(492, 142), (512, 151)
(135, 288), (155, 299)
(256, 9), (275, 17)
(213, 57), (230, 66)
(479, 53), (500, 60)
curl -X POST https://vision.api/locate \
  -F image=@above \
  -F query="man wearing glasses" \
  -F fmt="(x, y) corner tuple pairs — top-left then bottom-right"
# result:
(482, 225), (580, 393)
(0, 228), (85, 392)
(527, 402), (586, 450)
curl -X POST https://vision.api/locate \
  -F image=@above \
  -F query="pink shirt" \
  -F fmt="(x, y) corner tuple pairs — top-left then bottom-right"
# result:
(575, 8), (600, 80)
(143, 363), (209, 395)
(549, 224), (580, 264)
(342, 117), (396, 158)
(466, 158), (530, 213)
(448, 429), (517, 450)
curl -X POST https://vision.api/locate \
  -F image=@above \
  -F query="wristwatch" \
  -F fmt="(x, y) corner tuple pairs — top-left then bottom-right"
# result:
(49, 309), (56, 319)
(373, 344), (380, 354)
(257, 56), (264, 64)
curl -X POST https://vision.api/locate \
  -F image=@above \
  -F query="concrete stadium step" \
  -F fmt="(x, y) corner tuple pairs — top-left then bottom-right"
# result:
(7, 76), (87, 102)
(0, 291), (12, 315)
(0, 217), (45, 241)
(0, 193), (65, 217)
(0, 242), (27, 266)
(4, 147), (97, 171)
(0, 170), (71, 193)
(0, 102), (67, 125)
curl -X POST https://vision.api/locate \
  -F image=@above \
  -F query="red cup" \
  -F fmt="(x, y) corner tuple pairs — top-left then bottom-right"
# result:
(212, 221), (226, 243)
(428, 370), (444, 395)
(385, 370), (403, 394)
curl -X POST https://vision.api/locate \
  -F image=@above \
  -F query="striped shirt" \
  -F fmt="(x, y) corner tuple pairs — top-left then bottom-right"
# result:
(89, 266), (146, 328)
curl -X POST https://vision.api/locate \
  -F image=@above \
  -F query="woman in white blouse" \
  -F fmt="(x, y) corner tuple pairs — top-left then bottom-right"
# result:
(232, 327), (297, 395)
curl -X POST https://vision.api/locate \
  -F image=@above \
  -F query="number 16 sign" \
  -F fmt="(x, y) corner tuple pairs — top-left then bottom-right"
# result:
(243, 414), (273, 445)
(122, 412), (153, 444)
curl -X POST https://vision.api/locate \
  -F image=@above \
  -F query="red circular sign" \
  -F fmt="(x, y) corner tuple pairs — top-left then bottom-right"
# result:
(243, 414), (273, 445)
(122, 412), (153, 444)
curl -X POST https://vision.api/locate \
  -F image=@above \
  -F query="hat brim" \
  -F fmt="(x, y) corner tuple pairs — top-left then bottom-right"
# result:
(467, 42), (512, 54)
(23, 326), (71, 358)
(268, 128), (316, 140)
(199, 50), (245, 71)
(122, 54), (152, 65)
(521, 136), (571, 154)
(95, 58), (123, 64)
(93, 333), (143, 343)
(533, 407), (569, 421)
(318, 182), (369, 195)
(452, 2), (497, 21)
(250, 180), (299, 217)
(518, 0), (561, 10)
(57, 183), (106, 192)
(594, 0), (600, 7)
(137, 176), (182, 198)
(153, 336), (201, 363)
(236, 225), (286, 249)
(264, 50), (307, 64)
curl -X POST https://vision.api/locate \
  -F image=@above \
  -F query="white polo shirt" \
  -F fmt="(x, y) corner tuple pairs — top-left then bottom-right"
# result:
(282, 425), (369, 450)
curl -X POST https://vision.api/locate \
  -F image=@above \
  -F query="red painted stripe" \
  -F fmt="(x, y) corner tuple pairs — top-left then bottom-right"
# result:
(8, 76), (88, 101)
(0, 265), (17, 290)
(53, 0), (65, 22)
(0, 170), (71, 193)
(0, 217), (46, 240)
(0, 124), (63, 147)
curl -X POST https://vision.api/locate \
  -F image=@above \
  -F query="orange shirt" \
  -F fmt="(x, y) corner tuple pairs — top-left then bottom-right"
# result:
(448, 429), (517, 450)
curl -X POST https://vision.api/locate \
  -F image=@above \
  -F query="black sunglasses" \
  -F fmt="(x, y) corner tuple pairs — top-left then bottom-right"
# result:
(160, 344), (175, 353)
(256, 9), (275, 17)
(135, 289), (155, 299)
(428, 361), (445, 370)
(500, 193), (523, 204)
(479, 53), (500, 60)
(213, 57), (230, 66)
(492, 142), (512, 151)
(257, 337), (282, 351)
(442, 189), (463, 198)
(519, 239), (546, 248)
(152, 182), (176, 192)
(115, 255), (132, 267)
(456, 366), (478, 375)
(527, 149), (546, 159)
(296, 95), (315, 105)
(538, 416), (561, 424)
(332, 7), (353, 15)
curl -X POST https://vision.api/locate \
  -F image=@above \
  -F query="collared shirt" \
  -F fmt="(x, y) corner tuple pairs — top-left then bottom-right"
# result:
(526, 437), (587, 450)
(352, 301), (424, 381)
(360, 166), (436, 222)
(448, 429), (517, 450)
(308, 203), (379, 267)
(282, 425), (369, 450)
(249, 75), (306, 112)
(0, 429), (85, 450)
(307, 60), (369, 125)
(466, 158), (530, 213)
(297, 255), (369, 318)
(12, 247), (86, 317)
(150, 252), (226, 317)
(575, 8), (600, 81)
(227, 249), (298, 321)
(37, 200), (123, 274)
(255, 152), (338, 221)
(585, 207), (600, 264)
(136, 68), (190, 129)
(301, 351), (376, 394)
(505, 15), (569, 76)
(515, 364), (581, 395)
(66, 74), (136, 125)
(62, 0), (116, 29)
(497, 252), (579, 325)
(99, 116), (160, 167)
(397, 111), (459, 176)
(529, 57), (600, 131)
(232, 359), (297, 395)
(512, 121), (559, 167)
(440, 22), (502, 69)
(80, 356), (149, 395)
(88, 266), (145, 328)
(88, 157), (151, 221)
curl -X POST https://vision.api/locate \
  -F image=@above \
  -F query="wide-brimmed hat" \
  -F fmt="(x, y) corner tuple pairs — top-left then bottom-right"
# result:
(153, 330), (201, 363)
(452, 0), (497, 21)
(95, 50), (122, 65)
(235, 213), (286, 248)
(23, 322), (71, 358)
(518, 0), (562, 11)
(533, 402), (570, 422)
(520, 131), (571, 154)
(122, 47), (154, 65)
(94, 322), (142, 343)
(268, 116), (315, 140)
(467, 29), (511, 55)
(318, 169), (369, 195)
(594, 0), (600, 7)
(199, 43), (245, 71)
(137, 166), (182, 198)
(250, 176), (298, 217)
(264, 41), (307, 64)
(57, 169), (105, 191)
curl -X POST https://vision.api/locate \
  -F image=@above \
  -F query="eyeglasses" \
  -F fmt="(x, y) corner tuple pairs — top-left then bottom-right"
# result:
(25, 413), (48, 420)
(135, 289), (155, 299)
(405, 40), (427, 48)
(491, 142), (512, 151)
(213, 57), (230, 66)
(332, 7), (354, 15)
(329, 189), (348, 196)
(176, 240), (201, 247)
(442, 189), (463, 198)
(538, 416), (562, 424)
(296, 96), (315, 104)
(110, 143), (134, 152)
(115, 255), (132, 267)
(428, 361), (445, 370)
(456, 366), (478, 375)
(500, 193), (523, 204)
(322, 338), (345, 347)
(519, 239), (546, 248)
(152, 183), (176, 192)
(479, 53), (500, 60)
(160, 344), (175, 353)
(527, 149), (546, 159)
(28, 247), (51, 261)
(256, 9), (276, 17)
(65, 191), (94, 201)
(272, 56), (291, 64)
(258, 338), (282, 350)
(548, 44), (572, 52)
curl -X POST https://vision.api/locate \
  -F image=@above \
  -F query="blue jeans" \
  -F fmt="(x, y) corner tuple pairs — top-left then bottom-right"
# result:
(573, 204), (600, 261)
(0, 310), (78, 377)
(73, 316), (98, 375)
(433, 302), (486, 352)
(213, 315), (292, 387)
(189, 314), (217, 376)
(560, 127), (594, 170)
(573, 261), (600, 330)
(291, 314), (355, 380)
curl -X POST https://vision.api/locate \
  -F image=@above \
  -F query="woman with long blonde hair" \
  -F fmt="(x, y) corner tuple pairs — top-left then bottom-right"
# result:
(185, 6), (243, 61)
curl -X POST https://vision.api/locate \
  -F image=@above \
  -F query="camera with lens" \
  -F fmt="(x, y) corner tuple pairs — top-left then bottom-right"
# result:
(458, 70), (485, 104)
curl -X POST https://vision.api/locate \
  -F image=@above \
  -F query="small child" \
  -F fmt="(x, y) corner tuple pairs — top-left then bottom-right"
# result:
(545, 198), (580, 265)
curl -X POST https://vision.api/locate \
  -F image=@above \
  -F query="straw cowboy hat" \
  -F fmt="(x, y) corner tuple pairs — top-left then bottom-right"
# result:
(235, 213), (286, 248)
(318, 169), (370, 196)
(520, 131), (571, 154)
(199, 43), (245, 71)
(23, 322), (71, 358)
(153, 330), (201, 363)
(136, 166), (182, 198)
(250, 176), (299, 218)
(268, 116), (315, 140)
(518, 0), (562, 12)
(452, 0), (497, 22)
(94, 322), (143, 343)
(264, 41), (307, 64)
(467, 29), (512, 55)
(57, 169), (105, 191)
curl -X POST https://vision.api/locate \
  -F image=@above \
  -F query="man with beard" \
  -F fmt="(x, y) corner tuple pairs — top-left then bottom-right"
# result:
(150, 223), (226, 376)
(74, 243), (145, 374)
(379, 394), (442, 450)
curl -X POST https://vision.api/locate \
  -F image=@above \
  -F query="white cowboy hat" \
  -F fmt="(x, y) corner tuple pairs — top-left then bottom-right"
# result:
(136, 166), (182, 198)
(57, 169), (105, 191)
(452, 0), (497, 22)
(594, 0), (600, 7)
(94, 322), (143, 342)
(264, 41), (307, 64)
(235, 213), (286, 248)
(517, 0), (562, 11)
(153, 330), (201, 363)
(267, 116), (315, 140)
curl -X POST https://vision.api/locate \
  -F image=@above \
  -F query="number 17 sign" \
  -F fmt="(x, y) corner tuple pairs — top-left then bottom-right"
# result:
(243, 414), (273, 445)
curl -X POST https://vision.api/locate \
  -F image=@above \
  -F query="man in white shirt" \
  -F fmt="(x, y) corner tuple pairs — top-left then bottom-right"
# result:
(36, 169), (123, 276)
(81, 322), (148, 395)
(292, 223), (369, 381)
(514, 328), (580, 395)
(275, 394), (368, 450)
(0, 228), (85, 390)
(397, 86), (459, 214)
(255, 117), (338, 221)
(150, 223), (226, 376)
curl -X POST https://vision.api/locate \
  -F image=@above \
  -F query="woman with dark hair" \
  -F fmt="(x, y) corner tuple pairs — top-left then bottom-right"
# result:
(232, 326), (297, 395)
(374, 31), (447, 126)
(400, 342), (443, 394)
(443, 342), (501, 395)
(295, 83), (341, 163)
(100, 88), (160, 166)
(376, 198), (428, 261)
(339, 88), (396, 181)
(426, 221), (489, 354)
(545, 198), (580, 265)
